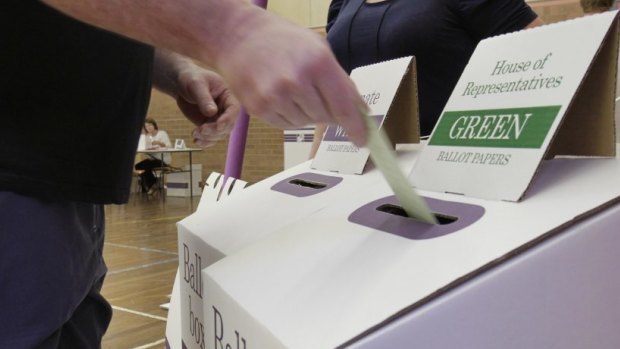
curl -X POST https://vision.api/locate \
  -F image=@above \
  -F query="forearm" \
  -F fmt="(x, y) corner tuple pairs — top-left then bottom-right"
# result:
(526, 17), (544, 29)
(152, 49), (195, 98)
(40, 0), (261, 69)
(41, 0), (370, 146)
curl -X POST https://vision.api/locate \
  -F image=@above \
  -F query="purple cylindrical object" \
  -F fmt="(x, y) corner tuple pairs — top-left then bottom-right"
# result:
(224, 0), (268, 180)
(224, 107), (250, 180)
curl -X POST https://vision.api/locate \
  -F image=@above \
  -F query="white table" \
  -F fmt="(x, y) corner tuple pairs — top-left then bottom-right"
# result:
(137, 147), (203, 198)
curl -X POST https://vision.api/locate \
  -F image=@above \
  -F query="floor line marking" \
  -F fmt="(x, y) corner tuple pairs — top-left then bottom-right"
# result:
(106, 215), (187, 225)
(131, 338), (167, 349)
(105, 242), (178, 256)
(111, 305), (167, 322)
(108, 258), (178, 275)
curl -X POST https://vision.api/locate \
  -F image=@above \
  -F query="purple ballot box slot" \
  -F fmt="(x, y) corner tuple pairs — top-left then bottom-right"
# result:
(270, 172), (343, 197)
(349, 196), (485, 240)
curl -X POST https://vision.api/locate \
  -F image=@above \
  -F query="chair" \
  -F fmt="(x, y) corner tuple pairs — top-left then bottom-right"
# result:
(132, 169), (145, 193)
(152, 165), (184, 195)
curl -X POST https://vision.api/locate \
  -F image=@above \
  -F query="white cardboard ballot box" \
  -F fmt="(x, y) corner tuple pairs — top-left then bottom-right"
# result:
(199, 145), (620, 349)
(348, 200), (620, 349)
(174, 148), (422, 349)
(168, 13), (620, 348)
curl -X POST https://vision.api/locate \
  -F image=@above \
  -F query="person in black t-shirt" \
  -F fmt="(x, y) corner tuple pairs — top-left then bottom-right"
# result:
(0, 0), (373, 347)
(0, 3), (240, 347)
(310, 0), (543, 158)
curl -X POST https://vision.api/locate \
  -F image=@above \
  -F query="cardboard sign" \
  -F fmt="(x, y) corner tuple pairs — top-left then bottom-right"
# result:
(311, 56), (420, 174)
(411, 11), (618, 201)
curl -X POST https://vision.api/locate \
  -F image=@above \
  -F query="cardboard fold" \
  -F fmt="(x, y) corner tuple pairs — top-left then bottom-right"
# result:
(383, 58), (420, 146)
(546, 15), (619, 158)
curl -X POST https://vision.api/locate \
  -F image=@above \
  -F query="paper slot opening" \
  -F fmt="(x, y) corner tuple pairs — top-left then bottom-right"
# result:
(376, 204), (458, 225)
(271, 172), (343, 197)
(349, 195), (484, 239)
(288, 178), (327, 190)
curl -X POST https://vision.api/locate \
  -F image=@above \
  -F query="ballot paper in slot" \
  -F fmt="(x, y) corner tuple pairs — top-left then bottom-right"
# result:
(363, 112), (437, 224)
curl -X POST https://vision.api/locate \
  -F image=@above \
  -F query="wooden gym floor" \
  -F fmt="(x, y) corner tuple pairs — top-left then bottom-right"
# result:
(101, 192), (199, 349)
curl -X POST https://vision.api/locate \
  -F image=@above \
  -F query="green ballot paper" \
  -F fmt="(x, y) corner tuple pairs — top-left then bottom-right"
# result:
(363, 112), (438, 224)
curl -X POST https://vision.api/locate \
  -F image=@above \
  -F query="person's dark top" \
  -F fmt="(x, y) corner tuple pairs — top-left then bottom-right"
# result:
(0, 1), (154, 204)
(326, 0), (538, 135)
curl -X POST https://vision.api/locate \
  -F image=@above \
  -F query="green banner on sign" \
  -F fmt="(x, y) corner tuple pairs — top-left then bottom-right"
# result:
(429, 105), (561, 148)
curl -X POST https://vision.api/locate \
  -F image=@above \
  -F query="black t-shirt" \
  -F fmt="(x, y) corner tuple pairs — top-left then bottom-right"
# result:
(0, 1), (154, 204)
(326, 0), (538, 135)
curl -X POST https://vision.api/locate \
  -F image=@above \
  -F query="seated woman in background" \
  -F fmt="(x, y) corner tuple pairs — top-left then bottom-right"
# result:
(135, 118), (172, 194)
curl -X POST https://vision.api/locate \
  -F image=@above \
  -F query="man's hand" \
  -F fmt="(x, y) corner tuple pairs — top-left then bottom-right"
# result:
(176, 68), (239, 147)
(153, 50), (240, 148)
(210, 6), (368, 146)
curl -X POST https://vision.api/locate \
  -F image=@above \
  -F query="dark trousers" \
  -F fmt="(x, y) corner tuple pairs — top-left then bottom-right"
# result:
(0, 191), (112, 349)
(135, 158), (167, 191)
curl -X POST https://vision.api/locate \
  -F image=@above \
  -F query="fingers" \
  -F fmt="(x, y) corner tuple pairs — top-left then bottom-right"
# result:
(214, 89), (241, 130)
(183, 75), (218, 118)
(192, 124), (230, 148)
(291, 84), (331, 126)
(239, 75), (311, 129)
(212, 15), (368, 145)
(188, 97), (238, 148)
(177, 69), (241, 148)
(248, 65), (367, 146)
(315, 71), (368, 146)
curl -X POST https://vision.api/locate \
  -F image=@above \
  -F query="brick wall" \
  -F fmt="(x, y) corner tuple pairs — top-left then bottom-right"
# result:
(146, 89), (283, 185)
(529, 0), (585, 23)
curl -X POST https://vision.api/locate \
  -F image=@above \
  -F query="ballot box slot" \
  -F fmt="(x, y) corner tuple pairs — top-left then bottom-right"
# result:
(271, 172), (343, 197)
(376, 204), (457, 225)
(349, 196), (485, 240)
(288, 178), (327, 190)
